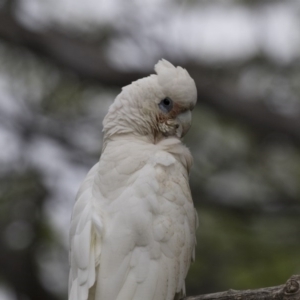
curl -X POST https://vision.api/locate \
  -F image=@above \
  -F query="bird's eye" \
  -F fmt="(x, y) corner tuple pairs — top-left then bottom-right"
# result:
(159, 97), (173, 113)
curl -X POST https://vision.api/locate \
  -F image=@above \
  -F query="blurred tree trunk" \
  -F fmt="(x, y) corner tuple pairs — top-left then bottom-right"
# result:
(0, 172), (58, 300)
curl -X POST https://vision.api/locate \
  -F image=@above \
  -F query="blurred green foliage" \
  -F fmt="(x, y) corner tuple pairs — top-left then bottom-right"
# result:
(187, 207), (300, 295)
(0, 0), (300, 299)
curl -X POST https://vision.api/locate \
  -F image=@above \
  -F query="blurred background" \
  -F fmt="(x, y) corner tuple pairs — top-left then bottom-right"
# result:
(0, 0), (300, 299)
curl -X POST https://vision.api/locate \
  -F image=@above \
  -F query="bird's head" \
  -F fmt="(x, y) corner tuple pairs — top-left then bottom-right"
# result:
(103, 59), (197, 143)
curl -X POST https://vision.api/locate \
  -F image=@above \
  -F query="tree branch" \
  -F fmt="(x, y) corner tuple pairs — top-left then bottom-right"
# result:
(184, 275), (300, 300)
(0, 10), (143, 85)
(1, 9), (300, 145)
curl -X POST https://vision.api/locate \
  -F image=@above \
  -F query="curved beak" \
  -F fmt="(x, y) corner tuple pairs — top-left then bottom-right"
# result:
(176, 110), (192, 138)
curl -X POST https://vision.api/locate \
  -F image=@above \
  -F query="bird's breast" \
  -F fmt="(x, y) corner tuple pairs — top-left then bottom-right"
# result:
(93, 139), (194, 245)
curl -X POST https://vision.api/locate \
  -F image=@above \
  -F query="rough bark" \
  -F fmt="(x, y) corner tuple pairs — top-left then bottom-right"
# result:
(184, 275), (300, 300)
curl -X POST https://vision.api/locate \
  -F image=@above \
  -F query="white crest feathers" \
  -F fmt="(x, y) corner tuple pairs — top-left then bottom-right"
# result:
(154, 59), (197, 108)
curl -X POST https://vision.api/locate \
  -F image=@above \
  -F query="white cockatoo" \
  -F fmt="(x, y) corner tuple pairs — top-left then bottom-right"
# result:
(69, 59), (198, 300)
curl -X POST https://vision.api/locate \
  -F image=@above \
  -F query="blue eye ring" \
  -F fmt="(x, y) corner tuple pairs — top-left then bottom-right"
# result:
(159, 97), (173, 113)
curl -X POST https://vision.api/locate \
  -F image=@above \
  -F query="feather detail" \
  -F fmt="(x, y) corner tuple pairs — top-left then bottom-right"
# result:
(69, 163), (103, 300)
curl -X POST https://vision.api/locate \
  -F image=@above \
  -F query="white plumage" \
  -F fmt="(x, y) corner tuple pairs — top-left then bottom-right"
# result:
(69, 59), (198, 300)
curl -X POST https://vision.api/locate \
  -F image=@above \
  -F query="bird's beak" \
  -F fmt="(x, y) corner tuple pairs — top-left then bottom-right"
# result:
(176, 110), (192, 138)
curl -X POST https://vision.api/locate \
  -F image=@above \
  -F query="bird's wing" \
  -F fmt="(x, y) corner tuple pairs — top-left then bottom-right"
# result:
(69, 163), (103, 300)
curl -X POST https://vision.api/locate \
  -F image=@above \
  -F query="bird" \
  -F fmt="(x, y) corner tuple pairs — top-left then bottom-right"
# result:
(69, 59), (198, 300)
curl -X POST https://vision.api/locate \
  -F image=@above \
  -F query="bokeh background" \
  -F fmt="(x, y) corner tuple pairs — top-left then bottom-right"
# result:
(0, 0), (300, 299)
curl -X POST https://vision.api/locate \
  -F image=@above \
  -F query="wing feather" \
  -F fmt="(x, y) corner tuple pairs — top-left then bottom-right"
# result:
(69, 163), (103, 300)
